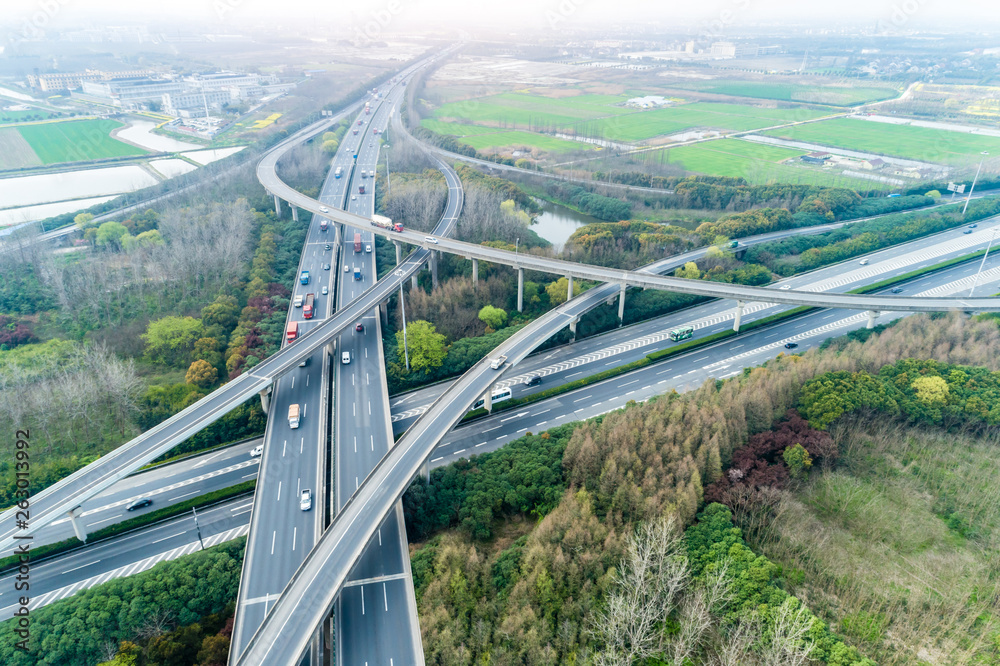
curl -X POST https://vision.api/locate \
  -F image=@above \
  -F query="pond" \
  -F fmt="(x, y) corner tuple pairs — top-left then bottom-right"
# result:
(530, 198), (604, 250)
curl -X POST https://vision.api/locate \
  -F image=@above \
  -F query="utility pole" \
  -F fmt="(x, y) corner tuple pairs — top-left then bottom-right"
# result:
(969, 227), (998, 297)
(192, 506), (205, 550)
(398, 276), (410, 371)
(963, 151), (989, 215)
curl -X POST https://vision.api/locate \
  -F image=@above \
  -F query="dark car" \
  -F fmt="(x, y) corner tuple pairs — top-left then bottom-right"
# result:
(324, 244), (331, 250)
(964, 229), (974, 234)
(969, 224), (978, 228)
(524, 375), (542, 387)
(783, 342), (799, 349)
(890, 287), (904, 294)
(127, 498), (153, 511)
(355, 323), (364, 332)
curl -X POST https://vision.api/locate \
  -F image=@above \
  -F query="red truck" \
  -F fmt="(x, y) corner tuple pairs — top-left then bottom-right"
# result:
(303, 293), (315, 319)
(358, 184), (365, 195)
(319, 219), (328, 231)
(353, 232), (362, 253)
(286, 321), (299, 342)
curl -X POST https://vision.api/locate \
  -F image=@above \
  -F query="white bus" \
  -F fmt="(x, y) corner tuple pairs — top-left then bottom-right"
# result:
(472, 387), (512, 411)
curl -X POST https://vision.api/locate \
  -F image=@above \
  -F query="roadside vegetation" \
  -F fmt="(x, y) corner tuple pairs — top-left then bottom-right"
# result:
(403, 311), (1000, 664)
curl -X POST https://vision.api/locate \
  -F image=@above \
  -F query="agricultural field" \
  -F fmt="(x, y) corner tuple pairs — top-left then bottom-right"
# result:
(427, 91), (836, 145)
(0, 129), (42, 169)
(653, 137), (887, 188)
(15, 119), (146, 166)
(761, 117), (1000, 166)
(456, 129), (593, 154)
(669, 80), (900, 106)
(0, 108), (62, 124)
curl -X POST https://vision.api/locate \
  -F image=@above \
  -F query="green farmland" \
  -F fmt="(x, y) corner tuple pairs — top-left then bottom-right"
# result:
(670, 81), (900, 106)
(656, 138), (888, 188)
(15, 119), (146, 165)
(761, 117), (1000, 166)
(429, 91), (836, 144)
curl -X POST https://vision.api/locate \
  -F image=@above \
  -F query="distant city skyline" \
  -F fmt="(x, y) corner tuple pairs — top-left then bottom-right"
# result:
(2, 0), (999, 34)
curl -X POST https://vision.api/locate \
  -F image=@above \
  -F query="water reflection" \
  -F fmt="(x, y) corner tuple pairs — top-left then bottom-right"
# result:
(530, 198), (604, 250)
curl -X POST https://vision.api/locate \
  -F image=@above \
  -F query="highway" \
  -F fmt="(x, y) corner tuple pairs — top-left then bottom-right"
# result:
(330, 84), (429, 666)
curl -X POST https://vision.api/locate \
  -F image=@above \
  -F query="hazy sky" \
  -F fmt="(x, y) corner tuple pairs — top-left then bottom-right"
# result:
(4, 0), (999, 34)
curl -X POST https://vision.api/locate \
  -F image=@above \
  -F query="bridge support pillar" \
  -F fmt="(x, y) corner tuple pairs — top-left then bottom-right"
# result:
(733, 300), (746, 332)
(483, 381), (498, 413)
(617, 284), (627, 325)
(273, 195), (281, 216)
(472, 258), (479, 287)
(394, 241), (402, 266)
(291, 205), (299, 222)
(68, 506), (87, 543)
(517, 267), (524, 312)
(380, 301), (388, 329)
(567, 276), (573, 301)
(569, 317), (578, 341)
(258, 386), (272, 414)
(411, 273), (419, 290)
(431, 252), (439, 290)
(420, 461), (430, 484)
(866, 310), (881, 329)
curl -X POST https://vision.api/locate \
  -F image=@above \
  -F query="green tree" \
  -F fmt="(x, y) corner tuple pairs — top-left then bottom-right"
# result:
(143, 316), (205, 366)
(196, 634), (230, 665)
(396, 320), (447, 373)
(201, 295), (240, 331)
(911, 375), (949, 407)
(783, 443), (813, 479)
(186, 359), (218, 388)
(478, 305), (507, 330)
(545, 278), (569, 305)
(674, 261), (701, 280)
(121, 229), (165, 252)
(94, 221), (129, 249)
(74, 212), (95, 229)
(96, 641), (140, 666)
(322, 139), (339, 154)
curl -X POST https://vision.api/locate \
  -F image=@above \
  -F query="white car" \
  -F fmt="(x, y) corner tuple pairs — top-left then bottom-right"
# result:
(250, 445), (263, 458)
(351, 195), (357, 201)
(365, 244), (372, 253)
(319, 206), (329, 213)
(779, 285), (791, 290)
(342, 351), (351, 364)
(322, 286), (328, 295)
(424, 236), (437, 244)
(344, 264), (350, 273)
(300, 489), (312, 511)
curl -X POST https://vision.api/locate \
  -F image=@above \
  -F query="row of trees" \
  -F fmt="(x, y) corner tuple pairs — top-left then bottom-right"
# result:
(0, 539), (244, 665)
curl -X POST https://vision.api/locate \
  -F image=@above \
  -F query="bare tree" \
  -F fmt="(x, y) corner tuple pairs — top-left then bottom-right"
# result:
(761, 599), (816, 666)
(591, 516), (690, 665)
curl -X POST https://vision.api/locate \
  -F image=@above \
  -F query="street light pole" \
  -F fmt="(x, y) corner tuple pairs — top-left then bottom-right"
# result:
(963, 151), (989, 216)
(969, 227), (998, 297)
(192, 507), (205, 550)
(515, 237), (519, 256)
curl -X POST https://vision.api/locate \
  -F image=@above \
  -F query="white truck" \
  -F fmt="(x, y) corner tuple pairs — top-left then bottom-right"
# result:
(288, 403), (300, 429)
(293, 294), (303, 307)
(490, 355), (508, 370)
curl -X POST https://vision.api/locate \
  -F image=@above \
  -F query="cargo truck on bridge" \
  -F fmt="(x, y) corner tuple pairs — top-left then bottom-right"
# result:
(300, 270), (309, 285)
(354, 232), (362, 252)
(358, 184), (365, 194)
(288, 403), (300, 429)
(303, 293), (315, 319)
(334, 167), (342, 179)
(285, 321), (298, 342)
(371, 214), (403, 232)
(319, 219), (328, 231)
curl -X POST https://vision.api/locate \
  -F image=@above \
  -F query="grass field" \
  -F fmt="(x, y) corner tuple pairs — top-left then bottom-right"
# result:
(651, 137), (887, 188)
(671, 81), (900, 106)
(16, 119), (146, 165)
(761, 117), (1000, 166)
(746, 420), (1000, 664)
(429, 91), (836, 144)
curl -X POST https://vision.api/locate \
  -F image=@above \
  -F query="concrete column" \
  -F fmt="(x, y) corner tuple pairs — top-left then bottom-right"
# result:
(472, 258), (479, 286)
(866, 310), (880, 329)
(517, 267), (525, 312)
(380, 301), (388, 329)
(411, 274), (418, 290)
(431, 252), (439, 290)
(617, 283), (627, 325)
(567, 275), (574, 301)
(483, 382), (497, 413)
(420, 461), (430, 484)
(68, 506), (87, 543)
(732, 300), (746, 332)
(394, 241), (402, 265)
(291, 205), (299, 222)
(259, 387), (271, 414)
(569, 317), (578, 341)
(273, 195), (281, 216)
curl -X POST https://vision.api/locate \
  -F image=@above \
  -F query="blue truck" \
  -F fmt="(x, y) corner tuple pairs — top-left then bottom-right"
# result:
(300, 270), (310, 285)
(354, 267), (362, 281)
